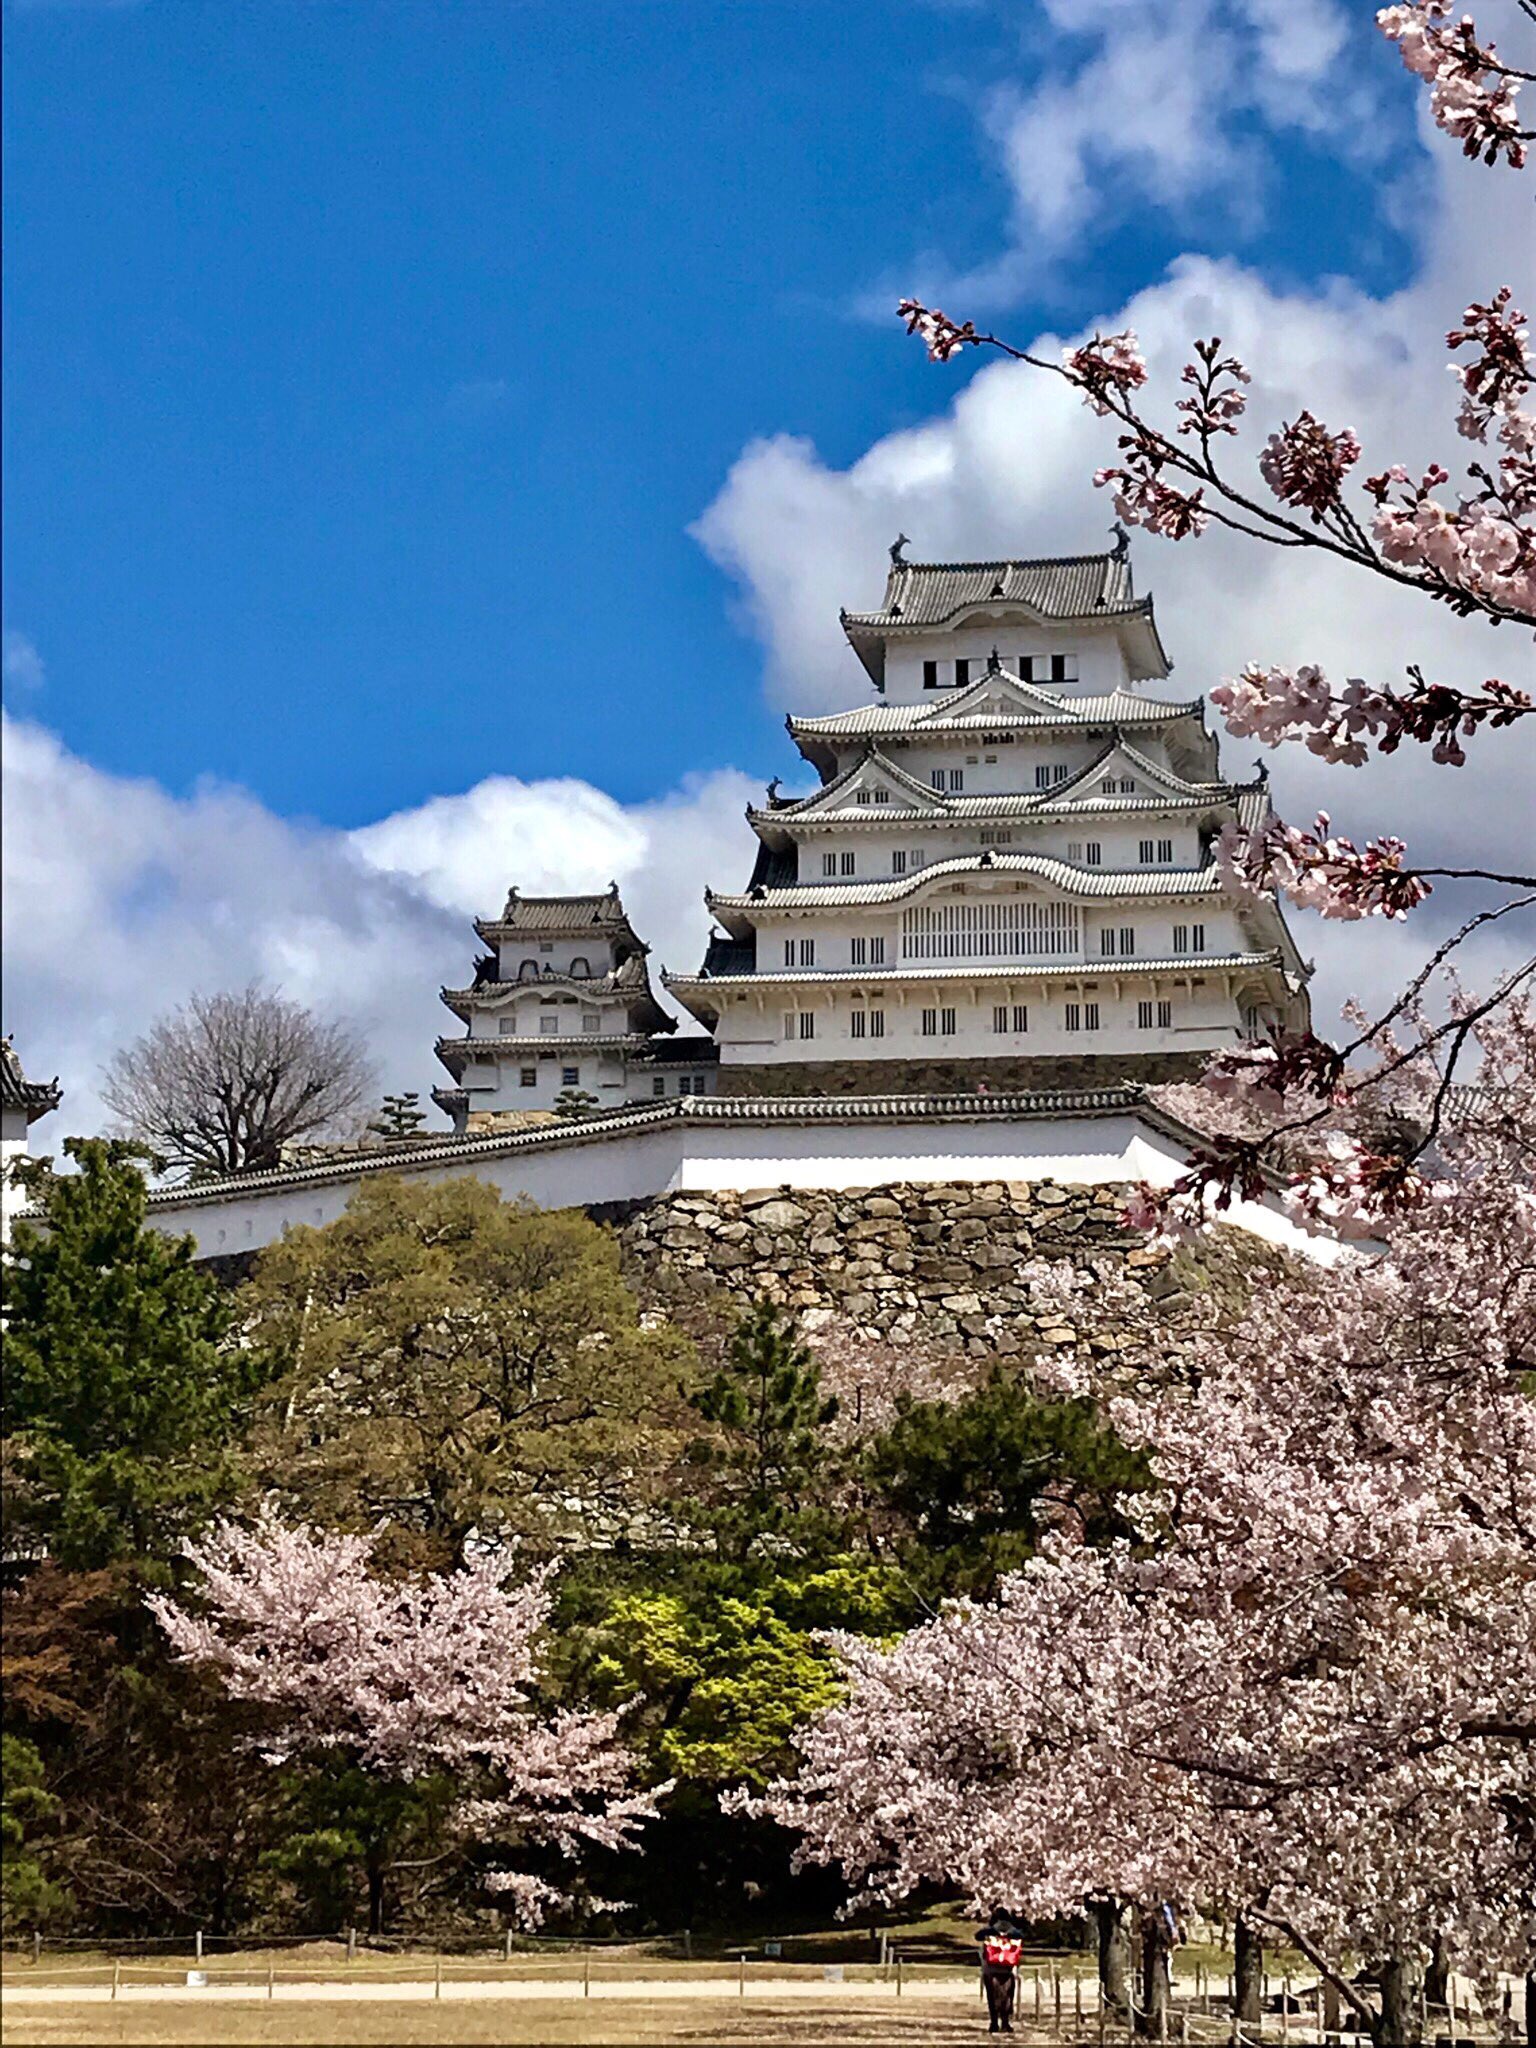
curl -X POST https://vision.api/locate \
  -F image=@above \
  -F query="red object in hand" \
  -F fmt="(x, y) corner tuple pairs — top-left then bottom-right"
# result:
(983, 1939), (1023, 1968)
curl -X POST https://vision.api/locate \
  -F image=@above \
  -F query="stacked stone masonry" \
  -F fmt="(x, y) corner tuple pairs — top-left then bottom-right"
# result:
(609, 1178), (1196, 1354)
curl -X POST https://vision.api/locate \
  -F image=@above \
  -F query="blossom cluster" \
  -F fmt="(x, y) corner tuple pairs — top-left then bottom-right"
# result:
(1210, 659), (1528, 765)
(895, 298), (980, 364)
(149, 1515), (660, 1922)
(1378, 4), (1532, 169)
(754, 1005), (1536, 1995)
(1217, 813), (1432, 922)
(1258, 412), (1364, 520)
(1062, 331), (1149, 416)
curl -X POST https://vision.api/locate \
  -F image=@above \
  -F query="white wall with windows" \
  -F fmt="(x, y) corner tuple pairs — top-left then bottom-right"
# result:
(881, 621), (1133, 700)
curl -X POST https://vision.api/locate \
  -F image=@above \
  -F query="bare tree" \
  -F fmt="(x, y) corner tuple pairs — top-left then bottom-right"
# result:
(102, 984), (374, 1179)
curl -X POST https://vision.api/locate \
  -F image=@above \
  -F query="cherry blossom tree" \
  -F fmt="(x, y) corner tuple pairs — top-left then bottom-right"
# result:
(148, 1513), (661, 1925)
(895, 2), (1536, 1236)
(748, 1000), (1536, 2042)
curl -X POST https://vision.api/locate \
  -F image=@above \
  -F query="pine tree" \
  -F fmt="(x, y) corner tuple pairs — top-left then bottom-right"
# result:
(367, 1091), (426, 1142)
(686, 1299), (841, 1564)
(1, 1140), (254, 1572)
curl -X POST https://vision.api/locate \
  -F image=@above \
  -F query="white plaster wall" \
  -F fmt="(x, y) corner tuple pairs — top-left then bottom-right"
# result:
(883, 622), (1132, 701)
(493, 938), (620, 981)
(134, 1109), (1355, 1267)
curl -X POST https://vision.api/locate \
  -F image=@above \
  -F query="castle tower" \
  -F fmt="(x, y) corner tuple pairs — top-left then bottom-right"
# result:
(433, 885), (715, 1133)
(1, 1036), (62, 1243)
(665, 544), (1309, 1094)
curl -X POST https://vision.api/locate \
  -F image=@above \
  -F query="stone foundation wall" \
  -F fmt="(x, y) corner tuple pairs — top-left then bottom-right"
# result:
(610, 1179), (1179, 1354)
(713, 1053), (1207, 1097)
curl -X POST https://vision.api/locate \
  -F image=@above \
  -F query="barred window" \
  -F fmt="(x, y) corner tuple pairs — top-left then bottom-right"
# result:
(892, 850), (907, 875)
(1191, 922), (1206, 953)
(1157, 838), (1174, 862)
(851, 1010), (867, 1040)
(798, 1012), (815, 1040)
(1085, 842), (1102, 866)
(903, 897), (1078, 961)
(1013, 1004), (1029, 1033)
(851, 936), (867, 966)
(993, 1004), (1009, 1033)
(823, 853), (837, 877)
(869, 936), (885, 965)
(869, 1009), (885, 1038)
(921, 1007), (939, 1037)
(799, 938), (815, 966)
(941, 1007), (957, 1035)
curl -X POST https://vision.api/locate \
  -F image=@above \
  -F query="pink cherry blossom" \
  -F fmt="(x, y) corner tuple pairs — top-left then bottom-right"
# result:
(148, 1515), (661, 1923)
(1258, 412), (1364, 519)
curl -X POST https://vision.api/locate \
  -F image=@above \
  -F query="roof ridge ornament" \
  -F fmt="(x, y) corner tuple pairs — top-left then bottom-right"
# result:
(1110, 520), (1131, 561)
(986, 646), (1001, 674)
(889, 532), (910, 566)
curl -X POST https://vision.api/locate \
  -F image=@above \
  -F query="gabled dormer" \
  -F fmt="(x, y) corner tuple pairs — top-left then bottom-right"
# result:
(1042, 735), (1229, 811)
(912, 656), (1079, 727)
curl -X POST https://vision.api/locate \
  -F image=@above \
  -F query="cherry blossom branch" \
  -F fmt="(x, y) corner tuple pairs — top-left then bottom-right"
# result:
(895, 283), (1535, 630)
(1379, 4), (1534, 165)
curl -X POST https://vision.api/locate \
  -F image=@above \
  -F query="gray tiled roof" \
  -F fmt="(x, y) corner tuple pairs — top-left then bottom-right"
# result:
(668, 950), (1280, 991)
(840, 553), (1172, 683)
(846, 553), (1139, 630)
(97, 1085), (1231, 1213)
(707, 851), (1227, 918)
(439, 950), (672, 1034)
(475, 886), (640, 941)
(0, 1039), (61, 1120)
(788, 687), (1201, 740)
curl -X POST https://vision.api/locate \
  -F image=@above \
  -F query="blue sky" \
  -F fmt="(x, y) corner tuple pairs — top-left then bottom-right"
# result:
(7, 0), (1530, 1127)
(4, 0), (1423, 822)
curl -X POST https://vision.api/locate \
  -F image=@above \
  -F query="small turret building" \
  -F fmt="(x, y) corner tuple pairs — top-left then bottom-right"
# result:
(433, 885), (715, 1133)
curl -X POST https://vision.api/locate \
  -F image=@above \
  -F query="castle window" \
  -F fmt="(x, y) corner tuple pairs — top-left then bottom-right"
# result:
(1158, 838), (1174, 862)
(955, 659), (971, 686)
(1013, 1004), (1028, 1033)
(653, 1077), (666, 1096)
(923, 660), (939, 690)
(893, 851), (907, 875)
(1085, 842), (1102, 866)
(518, 960), (540, 981)
(799, 938), (815, 966)
(841, 852), (856, 876)
(540, 1015), (559, 1035)
(1139, 839), (1155, 862)
(823, 853), (837, 877)
(799, 1012), (816, 1040)
(948, 769), (964, 792)
(569, 957), (590, 977)
(1191, 922), (1206, 953)
(784, 939), (796, 966)
(1065, 1002), (1098, 1032)
(783, 1012), (796, 1041)
(909, 848), (926, 868)
(980, 830), (1012, 845)
(520, 1068), (537, 1087)
(561, 1067), (579, 1087)
(851, 1009), (867, 1040)
(869, 1009), (885, 1038)
(1120, 927), (1135, 956)
(931, 770), (946, 792)
(1067, 841), (1082, 860)
(1138, 1000), (1154, 1030)
(993, 1004), (1008, 1033)
(873, 787), (890, 803)
(921, 1007), (938, 1037)
(539, 941), (554, 953)
(581, 1010), (601, 1032)
(499, 1017), (517, 1034)
(1173, 924), (1190, 954)
(1100, 928), (1116, 957)
(1159, 1001), (1173, 1029)
(855, 790), (872, 806)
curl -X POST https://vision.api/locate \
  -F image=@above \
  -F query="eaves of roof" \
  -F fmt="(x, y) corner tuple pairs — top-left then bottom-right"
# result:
(665, 951), (1281, 991)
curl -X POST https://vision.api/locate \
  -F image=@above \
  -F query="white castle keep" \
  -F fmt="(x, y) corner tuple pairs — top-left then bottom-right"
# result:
(436, 541), (1310, 1128)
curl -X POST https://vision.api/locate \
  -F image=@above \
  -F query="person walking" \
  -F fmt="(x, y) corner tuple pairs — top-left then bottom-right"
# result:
(976, 1911), (1024, 2034)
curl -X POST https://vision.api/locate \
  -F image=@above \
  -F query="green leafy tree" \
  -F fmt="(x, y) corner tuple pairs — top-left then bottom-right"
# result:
(244, 1175), (694, 1567)
(863, 1372), (1151, 1603)
(551, 1087), (601, 1120)
(684, 1299), (842, 1564)
(1, 1141), (253, 1572)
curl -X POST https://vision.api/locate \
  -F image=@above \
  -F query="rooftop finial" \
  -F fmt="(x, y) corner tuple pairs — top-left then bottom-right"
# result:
(889, 533), (910, 566)
(986, 646), (1001, 674)
(1110, 520), (1131, 561)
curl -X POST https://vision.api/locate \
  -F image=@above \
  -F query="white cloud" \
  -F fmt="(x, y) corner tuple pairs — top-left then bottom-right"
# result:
(0, 712), (754, 1142)
(2, 632), (46, 694)
(694, 102), (1536, 1038)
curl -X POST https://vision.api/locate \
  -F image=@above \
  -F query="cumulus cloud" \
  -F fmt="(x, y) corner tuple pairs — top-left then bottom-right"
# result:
(694, 98), (1536, 1037)
(1, 711), (754, 1141)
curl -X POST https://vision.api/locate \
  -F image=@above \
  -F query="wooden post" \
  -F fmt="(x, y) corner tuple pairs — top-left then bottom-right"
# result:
(503, 1928), (512, 1963)
(584, 1954), (591, 1999)
(1282, 1973), (1291, 2039)
(1035, 1968), (1043, 2023)
(112, 1960), (120, 2001)
(31, 1932), (40, 1966)
(683, 1928), (692, 1962)
(896, 1954), (904, 1998)
(434, 1953), (442, 2001)
(1322, 1977), (1341, 2040)
(1054, 1965), (1062, 2033)
(1076, 1973), (1084, 2030)
(739, 1952), (746, 1999)
(346, 1927), (356, 1963)
(267, 1962), (274, 2000)
(195, 1930), (203, 1963)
